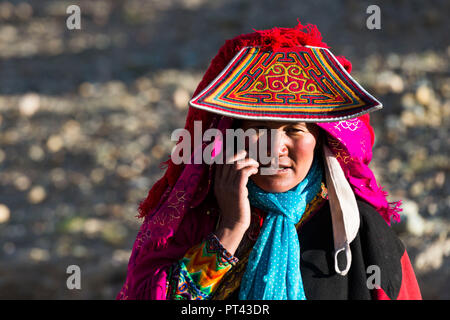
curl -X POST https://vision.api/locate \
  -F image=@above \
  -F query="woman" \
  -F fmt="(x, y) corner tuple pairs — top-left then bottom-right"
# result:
(117, 22), (422, 300)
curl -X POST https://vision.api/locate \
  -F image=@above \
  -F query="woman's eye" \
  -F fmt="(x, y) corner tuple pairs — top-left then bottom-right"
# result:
(250, 126), (269, 132)
(287, 127), (305, 133)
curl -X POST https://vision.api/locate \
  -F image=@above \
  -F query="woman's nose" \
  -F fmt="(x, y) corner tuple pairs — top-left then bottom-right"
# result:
(269, 130), (288, 157)
(260, 129), (288, 157)
(278, 137), (289, 156)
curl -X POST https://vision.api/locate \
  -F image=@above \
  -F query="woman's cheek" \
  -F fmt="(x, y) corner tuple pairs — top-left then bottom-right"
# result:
(293, 135), (316, 157)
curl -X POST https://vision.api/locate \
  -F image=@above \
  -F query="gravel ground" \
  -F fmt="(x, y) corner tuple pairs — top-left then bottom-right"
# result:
(0, 0), (448, 299)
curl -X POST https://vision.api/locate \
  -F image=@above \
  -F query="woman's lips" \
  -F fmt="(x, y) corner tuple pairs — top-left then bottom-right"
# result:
(257, 159), (292, 175)
(276, 167), (291, 173)
(259, 161), (291, 168)
(257, 165), (292, 175)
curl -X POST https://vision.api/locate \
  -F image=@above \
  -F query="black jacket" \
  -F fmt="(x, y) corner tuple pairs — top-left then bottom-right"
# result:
(226, 200), (421, 300)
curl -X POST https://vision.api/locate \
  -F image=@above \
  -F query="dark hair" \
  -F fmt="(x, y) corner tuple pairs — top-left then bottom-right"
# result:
(232, 118), (242, 130)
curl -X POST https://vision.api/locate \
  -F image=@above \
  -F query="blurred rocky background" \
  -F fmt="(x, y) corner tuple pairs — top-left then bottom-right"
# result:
(0, 0), (448, 299)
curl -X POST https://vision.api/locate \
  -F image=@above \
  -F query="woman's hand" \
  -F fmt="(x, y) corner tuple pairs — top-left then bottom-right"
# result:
(213, 150), (259, 255)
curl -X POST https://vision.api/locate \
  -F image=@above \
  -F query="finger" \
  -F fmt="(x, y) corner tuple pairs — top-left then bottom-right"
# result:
(221, 149), (246, 181)
(227, 154), (258, 183)
(234, 165), (259, 187)
(234, 157), (259, 171)
(225, 149), (247, 165)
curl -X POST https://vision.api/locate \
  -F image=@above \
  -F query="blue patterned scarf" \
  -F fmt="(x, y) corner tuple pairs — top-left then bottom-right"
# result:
(239, 156), (323, 300)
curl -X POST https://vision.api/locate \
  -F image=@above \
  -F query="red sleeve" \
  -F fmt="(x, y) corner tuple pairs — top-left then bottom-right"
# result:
(396, 251), (422, 300)
(372, 250), (422, 300)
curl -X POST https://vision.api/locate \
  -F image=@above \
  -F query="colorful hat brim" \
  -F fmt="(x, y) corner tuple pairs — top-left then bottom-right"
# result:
(189, 46), (382, 122)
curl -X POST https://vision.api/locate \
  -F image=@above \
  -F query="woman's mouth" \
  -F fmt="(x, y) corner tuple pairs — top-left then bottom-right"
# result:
(276, 166), (292, 174)
(258, 160), (293, 175)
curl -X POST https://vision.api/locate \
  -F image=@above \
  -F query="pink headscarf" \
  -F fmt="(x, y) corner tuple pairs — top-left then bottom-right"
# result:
(117, 22), (402, 300)
(318, 116), (402, 225)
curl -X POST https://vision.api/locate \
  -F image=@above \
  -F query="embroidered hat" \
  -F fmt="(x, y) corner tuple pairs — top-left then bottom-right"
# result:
(189, 46), (381, 122)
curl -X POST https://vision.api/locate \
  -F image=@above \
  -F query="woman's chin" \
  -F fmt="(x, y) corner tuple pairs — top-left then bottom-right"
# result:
(250, 171), (298, 193)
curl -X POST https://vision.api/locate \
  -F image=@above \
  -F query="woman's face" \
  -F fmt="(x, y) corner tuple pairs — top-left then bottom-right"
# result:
(240, 120), (320, 193)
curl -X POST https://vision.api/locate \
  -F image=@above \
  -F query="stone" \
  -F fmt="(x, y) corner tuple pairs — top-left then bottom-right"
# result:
(46, 135), (63, 153)
(27, 186), (47, 204)
(0, 204), (10, 224)
(173, 87), (190, 110)
(83, 218), (103, 236)
(375, 71), (404, 93)
(400, 199), (426, 236)
(410, 181), (424, 197)
(19, 93), (40, 116)
(28, 145), (45, 161)
(15, 2), (33, 20)
(401, 93), (417, 109)
(14, 175), (31, 191)
(435, 171), (445, 187)
(29, 248), (50, 262)
(416, 85), (434, 106)
(388, 158), (402, 174)
(415, 235), (450, 273)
